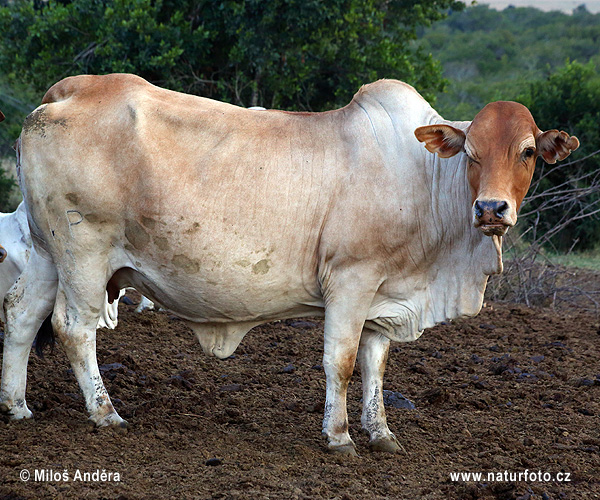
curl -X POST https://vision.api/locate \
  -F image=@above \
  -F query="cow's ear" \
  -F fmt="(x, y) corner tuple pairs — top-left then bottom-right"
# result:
(414, 124), (466, 158)
(0, 110), (4, 122)
(536, 129), (579, 164)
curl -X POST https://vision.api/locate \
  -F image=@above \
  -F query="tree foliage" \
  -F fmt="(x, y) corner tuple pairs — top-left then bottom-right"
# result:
(418, 4), (600, 120)
(0, 166), (16, 212)
(0, 0), (462, 111)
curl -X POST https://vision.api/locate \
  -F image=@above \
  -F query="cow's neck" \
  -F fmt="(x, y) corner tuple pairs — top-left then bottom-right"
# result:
(349, 88), (503, 336)
(377, 139), (503, 339)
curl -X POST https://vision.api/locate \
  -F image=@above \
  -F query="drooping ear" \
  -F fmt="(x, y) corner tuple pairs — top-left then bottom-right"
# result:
(414, 124), (466, 158)
(536, 129), (580, 164)
(0, 110), (4, 122)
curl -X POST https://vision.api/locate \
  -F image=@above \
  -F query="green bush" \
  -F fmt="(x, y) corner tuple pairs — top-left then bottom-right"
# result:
(0, 0), (463, 112)
(0, 166), (16, 213)
(419, 4), (600, 120)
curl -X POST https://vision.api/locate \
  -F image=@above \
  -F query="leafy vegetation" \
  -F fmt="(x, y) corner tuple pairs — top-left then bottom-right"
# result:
(0, 0), (462, 109)
(0, 164), (16, 212)
(418, 3), (600, 120)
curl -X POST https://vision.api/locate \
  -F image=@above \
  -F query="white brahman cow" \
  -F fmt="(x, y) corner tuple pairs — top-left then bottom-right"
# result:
(1, 75), (578, 455)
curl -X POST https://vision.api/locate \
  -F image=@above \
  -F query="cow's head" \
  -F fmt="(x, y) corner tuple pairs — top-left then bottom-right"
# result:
(0, 245), (6, 263)
(414, 102), (579, 237)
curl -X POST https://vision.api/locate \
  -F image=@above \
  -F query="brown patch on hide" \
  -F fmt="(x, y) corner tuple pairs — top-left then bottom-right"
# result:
(125, 221), (151, 250)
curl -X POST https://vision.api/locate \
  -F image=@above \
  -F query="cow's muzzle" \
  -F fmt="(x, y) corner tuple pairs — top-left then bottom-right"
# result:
(473, 199), (513, 236)
(0, 245), (6, 263)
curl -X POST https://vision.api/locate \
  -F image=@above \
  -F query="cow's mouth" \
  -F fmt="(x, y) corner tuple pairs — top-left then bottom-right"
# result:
(478, 223), (509, 237)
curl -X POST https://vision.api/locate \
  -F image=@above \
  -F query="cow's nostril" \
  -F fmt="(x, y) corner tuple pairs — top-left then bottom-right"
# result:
(474, 201), (483, 218)
(495, 201), (509, 218)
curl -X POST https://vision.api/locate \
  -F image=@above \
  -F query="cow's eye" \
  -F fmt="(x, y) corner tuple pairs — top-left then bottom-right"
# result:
(524, 148), (535, 158)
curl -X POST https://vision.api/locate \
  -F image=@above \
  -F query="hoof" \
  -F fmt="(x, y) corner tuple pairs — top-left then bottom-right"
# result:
(328, 443), (358, 457)
(90, 412), (127, 428)
(0, 401), (33, 420)
(369, 435), (404, 454)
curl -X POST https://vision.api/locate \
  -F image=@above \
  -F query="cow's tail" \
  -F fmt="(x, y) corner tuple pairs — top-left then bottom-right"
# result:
(34, 314), (55, 358)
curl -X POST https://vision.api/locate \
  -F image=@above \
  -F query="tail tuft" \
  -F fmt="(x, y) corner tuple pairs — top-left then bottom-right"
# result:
(34, 314), (55, 358)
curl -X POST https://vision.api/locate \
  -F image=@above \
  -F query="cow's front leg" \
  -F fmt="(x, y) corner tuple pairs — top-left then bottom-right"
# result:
(322, 272), (379, 456)
(322, 327), (361, 456)
(359, 328), (401, 453)
(52, 285), (126, 427)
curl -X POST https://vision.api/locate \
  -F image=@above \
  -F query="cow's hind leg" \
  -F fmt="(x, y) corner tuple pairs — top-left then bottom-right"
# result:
(52, 277), (126, 427)
(0, 248), (58, 419)
(359, 329), (401, 453)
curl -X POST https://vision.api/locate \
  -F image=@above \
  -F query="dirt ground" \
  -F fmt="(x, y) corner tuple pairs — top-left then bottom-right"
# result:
(0, 290), (598, 499)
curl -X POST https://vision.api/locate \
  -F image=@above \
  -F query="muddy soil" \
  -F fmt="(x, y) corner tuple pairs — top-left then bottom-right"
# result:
(0, 295), (598, 499)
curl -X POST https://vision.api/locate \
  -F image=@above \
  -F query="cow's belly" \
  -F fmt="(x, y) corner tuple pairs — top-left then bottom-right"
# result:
(114, 248), (324, 324)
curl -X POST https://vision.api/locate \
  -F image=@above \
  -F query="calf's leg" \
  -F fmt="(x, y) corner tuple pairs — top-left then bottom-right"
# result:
(0, 248), (58, 419)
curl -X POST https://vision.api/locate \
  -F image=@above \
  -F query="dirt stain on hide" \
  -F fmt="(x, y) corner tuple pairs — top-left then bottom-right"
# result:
(23, 107), (47, 137)
(128, 104), (137, 122)
(252, 259), (271, 275)
(85, 213), (107, 224)
(125, 221), (151, 250)
(141, 217), (158, 230)
(65, 193), (79, 204)
(23, 106), (68, 138)
(184, 222), (201, 234)
(153, 236), (170, 252)
(173, 254), (200, 274)
(52, 118), (68, 129)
